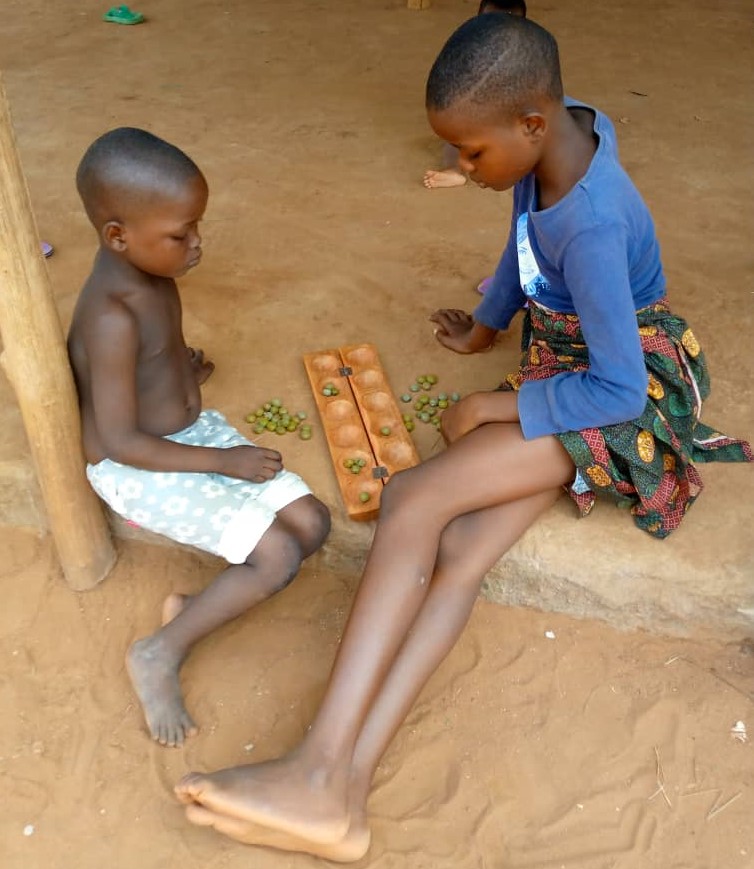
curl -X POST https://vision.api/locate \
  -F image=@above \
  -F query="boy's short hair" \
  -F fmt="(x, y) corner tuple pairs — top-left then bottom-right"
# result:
(76, 127), (201, 225)
(426, 14), (562, 121)
(477, 0), (526, 17)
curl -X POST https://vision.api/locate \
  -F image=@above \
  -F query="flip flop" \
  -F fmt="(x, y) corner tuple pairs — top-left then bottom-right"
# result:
(41, 242), (54, 258)
(103, 5), (144, 24)
(476, 276), (493, 294)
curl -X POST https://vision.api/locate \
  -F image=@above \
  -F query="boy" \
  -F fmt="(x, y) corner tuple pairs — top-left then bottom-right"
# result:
(68, 128), (330, 747)
(170, 14), (750, 861)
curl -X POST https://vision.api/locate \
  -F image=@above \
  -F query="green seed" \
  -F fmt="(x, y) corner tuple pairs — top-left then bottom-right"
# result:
(429, 398), (438, 407)
(438, 392), (448, 401)
(271, 398), (282, 407)
(380, 426), (392, 436)
(426, 374), (438, 385)
(254, 423), (266, 434)
(275, 426), (286, 435)
(286, 421), (297, 432)
(323, 387), (332, 396)
(401, 393), (411, 403)
(299, 428), (312, 440)
(264, 403), (272, 411)
(297, 411), (307, 420)
(419, 412), (430, 423)
(421, 382), (431, 390)
(438, 399), (449, 409)
(409, 383), (420, 393)
(351, 466), (361, 475)
(357, 458), (367, 467)
(405, 420), (415, 432)
(451, 392), (461, 402)
(359, 491), (371, 503)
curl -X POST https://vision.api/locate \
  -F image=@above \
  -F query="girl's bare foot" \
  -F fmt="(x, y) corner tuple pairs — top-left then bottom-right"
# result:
(183, 803), (371, 863)
(126, 634), (197, 747)
(423, 168), (467, 189)
(175, 760), (350, 844)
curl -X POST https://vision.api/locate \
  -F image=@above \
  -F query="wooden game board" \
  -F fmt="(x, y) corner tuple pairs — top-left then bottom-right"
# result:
(303, 343), (420, 520)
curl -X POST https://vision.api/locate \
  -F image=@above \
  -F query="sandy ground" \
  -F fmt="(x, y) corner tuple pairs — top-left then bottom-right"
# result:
(2, 0), (753, 866)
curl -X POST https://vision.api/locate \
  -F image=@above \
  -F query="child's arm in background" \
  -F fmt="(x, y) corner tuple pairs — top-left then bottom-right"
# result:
(86, 305), (282, 482)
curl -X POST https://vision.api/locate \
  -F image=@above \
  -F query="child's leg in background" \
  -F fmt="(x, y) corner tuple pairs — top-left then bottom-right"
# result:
(175, 422), (574, 846)
(128, 494), (330, 747)
(423, 142), (467, 189)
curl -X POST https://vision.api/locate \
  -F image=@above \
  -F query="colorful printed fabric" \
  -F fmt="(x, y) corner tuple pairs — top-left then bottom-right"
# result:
(501, 300), (752, 538)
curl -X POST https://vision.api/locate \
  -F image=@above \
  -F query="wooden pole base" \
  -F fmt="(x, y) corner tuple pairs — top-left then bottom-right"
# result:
(0, 73), (116, 590)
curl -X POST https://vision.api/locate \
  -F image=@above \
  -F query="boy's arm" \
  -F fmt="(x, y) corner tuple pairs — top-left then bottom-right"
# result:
(86, 306), (281, 481)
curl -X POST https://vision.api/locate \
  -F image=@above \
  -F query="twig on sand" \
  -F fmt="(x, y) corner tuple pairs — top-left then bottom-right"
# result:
(648, 745), (673, 808)
(706, 791), (742, 821)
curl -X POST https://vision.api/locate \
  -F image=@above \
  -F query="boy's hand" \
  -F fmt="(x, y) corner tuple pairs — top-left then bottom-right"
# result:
(187, 347), (215, 385)
(219, 445), (283, 483)
(429, 310), (497, 354)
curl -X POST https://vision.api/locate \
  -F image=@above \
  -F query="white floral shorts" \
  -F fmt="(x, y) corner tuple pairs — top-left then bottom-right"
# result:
(86, 410), (312, 563)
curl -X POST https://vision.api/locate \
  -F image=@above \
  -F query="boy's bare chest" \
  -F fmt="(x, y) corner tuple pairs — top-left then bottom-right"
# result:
(133, 291), (184, 360)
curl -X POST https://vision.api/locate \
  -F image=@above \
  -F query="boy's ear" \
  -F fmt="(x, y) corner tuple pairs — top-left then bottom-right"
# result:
(102, 220), (127, 252)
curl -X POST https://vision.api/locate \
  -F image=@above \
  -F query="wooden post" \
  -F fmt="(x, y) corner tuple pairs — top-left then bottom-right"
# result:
(0, 73), (116, 590)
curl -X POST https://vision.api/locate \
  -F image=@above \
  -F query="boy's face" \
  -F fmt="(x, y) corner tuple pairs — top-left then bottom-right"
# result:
(428, 105), (541, 192)
(114, 173), (209, 278)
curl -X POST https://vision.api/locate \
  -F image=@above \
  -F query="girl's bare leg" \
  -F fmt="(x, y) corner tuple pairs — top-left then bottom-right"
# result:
(178, 489), (559, 860)
(175, 423), (573, 842)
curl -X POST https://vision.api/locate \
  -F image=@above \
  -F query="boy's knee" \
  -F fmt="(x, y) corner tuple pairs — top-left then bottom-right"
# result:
(248, 527), (304, 592)
(307, 498), (331, 548)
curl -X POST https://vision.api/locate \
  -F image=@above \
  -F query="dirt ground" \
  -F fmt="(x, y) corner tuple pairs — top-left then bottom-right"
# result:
(2, 0), (753, 867)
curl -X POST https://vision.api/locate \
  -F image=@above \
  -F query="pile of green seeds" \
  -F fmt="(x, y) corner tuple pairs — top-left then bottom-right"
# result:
(344, 457), (368, 474)
(399, 375), (461, 432)
(246, 399), (313, 440)
(321, 382), (341, 397)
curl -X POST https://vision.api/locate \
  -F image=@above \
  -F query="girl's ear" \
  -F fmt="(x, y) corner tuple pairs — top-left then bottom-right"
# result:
(102, 220), (127, 252)
(522, 112), (546, 142)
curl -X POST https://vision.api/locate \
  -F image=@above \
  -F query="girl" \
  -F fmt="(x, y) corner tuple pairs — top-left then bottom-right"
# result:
(173, 14), (751, 861)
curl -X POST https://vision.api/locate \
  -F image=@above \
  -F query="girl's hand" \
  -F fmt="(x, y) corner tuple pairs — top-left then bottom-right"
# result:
(430, 309), (476, 353)
(441, 391), (520, 444)
(429, 310), (498, 354)
(440, 394), (483, 444)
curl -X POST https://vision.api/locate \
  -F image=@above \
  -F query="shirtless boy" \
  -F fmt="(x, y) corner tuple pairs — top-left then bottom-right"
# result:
(68, 128), (330, 747)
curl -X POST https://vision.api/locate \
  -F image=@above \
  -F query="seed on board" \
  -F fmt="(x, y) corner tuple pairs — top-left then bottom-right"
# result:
(380, 426), (392, 436)
(409, 383), (420, 393)
(401, 393), (412, 403)
(359, 491), (371, 503)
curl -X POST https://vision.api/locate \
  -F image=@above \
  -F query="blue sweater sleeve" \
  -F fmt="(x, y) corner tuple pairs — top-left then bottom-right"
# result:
(473, 205), (526, 331)
(517, 223), (649, 439)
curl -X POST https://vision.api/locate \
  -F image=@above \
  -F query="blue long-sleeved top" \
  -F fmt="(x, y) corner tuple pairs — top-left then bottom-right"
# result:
(474, 98), (666, 440)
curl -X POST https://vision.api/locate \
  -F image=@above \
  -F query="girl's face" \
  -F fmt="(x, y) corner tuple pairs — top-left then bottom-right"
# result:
(428, 104), (542, 192)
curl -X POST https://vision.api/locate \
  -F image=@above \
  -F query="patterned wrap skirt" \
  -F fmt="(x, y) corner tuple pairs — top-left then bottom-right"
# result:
(501, 300), (752, 538)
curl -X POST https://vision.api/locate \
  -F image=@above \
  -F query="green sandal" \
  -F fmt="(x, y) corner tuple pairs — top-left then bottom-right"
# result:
(103, 5), (144, 24)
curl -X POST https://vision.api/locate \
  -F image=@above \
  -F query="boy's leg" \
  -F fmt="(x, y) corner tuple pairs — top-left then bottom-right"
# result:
(176, 422), (573, 841)
(127, 517), (317, 747)
(177, 488), (558, 859)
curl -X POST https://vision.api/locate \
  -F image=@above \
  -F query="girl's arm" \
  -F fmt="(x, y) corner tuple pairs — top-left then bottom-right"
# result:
(517, 223), (649, 439)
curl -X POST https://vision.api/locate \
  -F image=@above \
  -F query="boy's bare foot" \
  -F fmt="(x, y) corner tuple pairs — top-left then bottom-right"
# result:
(183, 803), (371, 863)
(175, 761), (350, 844)
(423, 168), (467, 189)
(126, 634), (197, 747)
